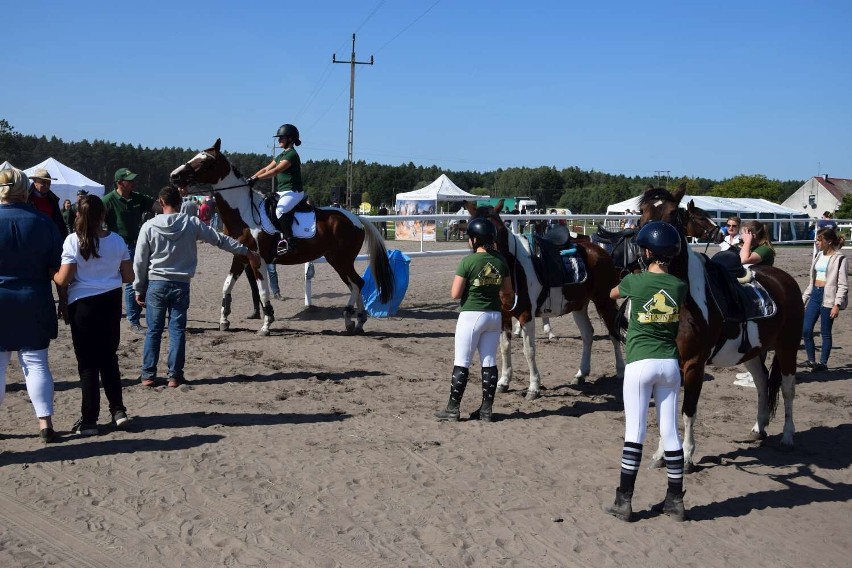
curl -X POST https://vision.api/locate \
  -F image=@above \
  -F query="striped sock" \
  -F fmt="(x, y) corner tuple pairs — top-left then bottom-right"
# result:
(665, 449), (684, 493)
(618, 442), (643, 493)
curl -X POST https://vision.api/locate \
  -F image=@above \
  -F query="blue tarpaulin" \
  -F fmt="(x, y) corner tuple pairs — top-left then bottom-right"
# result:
(361, 250), (411, 317)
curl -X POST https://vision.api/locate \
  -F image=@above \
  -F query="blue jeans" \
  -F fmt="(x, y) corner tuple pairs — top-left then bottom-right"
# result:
(125, 244), (142, 325)
(802, 287), (833, 365)
(267, 263), (280, 296)
(141, 281), (190, 380)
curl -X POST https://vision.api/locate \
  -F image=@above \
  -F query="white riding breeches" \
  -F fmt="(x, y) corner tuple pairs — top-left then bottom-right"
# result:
(454, 310), (502, 368)
(275, 190), (305, 218)
(622, 358), (681, 450)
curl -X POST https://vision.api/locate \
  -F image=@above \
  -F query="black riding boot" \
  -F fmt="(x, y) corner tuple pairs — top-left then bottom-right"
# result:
(470, 366), (499, 422)
(277, 210), (297, 254)
(434, 366), (469, 421)
(603, 488), (634, 522)
(651, 489), (687, 521)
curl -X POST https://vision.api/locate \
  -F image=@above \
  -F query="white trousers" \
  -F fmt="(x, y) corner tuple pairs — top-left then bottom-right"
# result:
(622, 358), (681, 450)
(454, 311), (502, 367)
(275, 190), (305, 218)
(0, 349), (55, 418)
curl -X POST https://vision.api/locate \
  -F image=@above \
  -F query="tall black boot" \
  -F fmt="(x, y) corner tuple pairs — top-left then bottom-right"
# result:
(603, 488), (634, 522)
(434, 366), (469, 421)
(651, 489), (687, 521)
(277, 210), (297, 254)
(470, 366), (499, 422)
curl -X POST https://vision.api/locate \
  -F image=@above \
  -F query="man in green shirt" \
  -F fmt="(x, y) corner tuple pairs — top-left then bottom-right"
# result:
(102, 167), (154, 333)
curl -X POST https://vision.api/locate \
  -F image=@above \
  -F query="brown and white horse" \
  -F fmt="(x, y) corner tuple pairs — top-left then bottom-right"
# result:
(170, 139), (393, 335)
(637, 185), (803, 471)
(467, 201), (624, 399)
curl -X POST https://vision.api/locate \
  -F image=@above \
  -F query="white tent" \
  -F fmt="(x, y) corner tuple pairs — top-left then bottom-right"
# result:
(24, 157), (105, 204)
(0, 160), (15, 170)
(606, 194), (810, 240)
(395, 174), (487, 202)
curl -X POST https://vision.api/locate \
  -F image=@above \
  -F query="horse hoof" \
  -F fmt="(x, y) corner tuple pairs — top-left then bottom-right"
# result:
(748, 430), (767, 442)
(219, 323), (230, 331)
(257, 328), (270, 337)
(496, 384), (509, 394)
(547, 334), (558, 341)
(247, 312), (261, 320)
(648, 458), (665, 469)
(570, 375), (586, 386)
(525, 390), (540, 401)
(684, 462), (697, 474)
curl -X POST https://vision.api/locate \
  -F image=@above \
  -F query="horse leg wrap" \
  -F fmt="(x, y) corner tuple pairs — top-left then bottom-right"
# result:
(343, 306), (356, 317)
(357, 311), (368, 325)
(222, 294), (232, 316)
(263, 303), (275, 318)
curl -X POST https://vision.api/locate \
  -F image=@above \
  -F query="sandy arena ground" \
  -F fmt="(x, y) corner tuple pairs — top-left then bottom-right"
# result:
(1, 241), (849, 567)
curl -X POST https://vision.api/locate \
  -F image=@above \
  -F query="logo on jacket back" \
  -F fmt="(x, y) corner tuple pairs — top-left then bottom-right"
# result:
(639, 290), (679, 323)
(472, 262), (503, 287)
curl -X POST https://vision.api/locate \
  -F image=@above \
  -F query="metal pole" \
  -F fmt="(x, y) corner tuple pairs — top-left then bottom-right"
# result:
(333, 34), (373, 210)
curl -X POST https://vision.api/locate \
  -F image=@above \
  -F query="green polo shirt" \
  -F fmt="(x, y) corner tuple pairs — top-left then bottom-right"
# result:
(102, 189), (155, 246)
(274, 148), (303, 192)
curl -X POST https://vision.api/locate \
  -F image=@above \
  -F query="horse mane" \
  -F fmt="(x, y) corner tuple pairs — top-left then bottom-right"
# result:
(639, 186), (676, 209)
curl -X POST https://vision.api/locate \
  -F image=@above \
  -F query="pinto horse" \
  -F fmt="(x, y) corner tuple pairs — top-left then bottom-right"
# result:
(467, 201), (624, 399)
(637, 185), (803, 471)
(170, 139), (393, 335)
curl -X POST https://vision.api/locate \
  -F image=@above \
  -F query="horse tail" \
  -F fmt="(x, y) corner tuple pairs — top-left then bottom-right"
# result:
(360, 217), (395, 304)
(767, 354), (781, 420)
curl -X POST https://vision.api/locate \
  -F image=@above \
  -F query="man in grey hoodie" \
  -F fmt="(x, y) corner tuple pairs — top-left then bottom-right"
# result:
(133, 186), (260, 387)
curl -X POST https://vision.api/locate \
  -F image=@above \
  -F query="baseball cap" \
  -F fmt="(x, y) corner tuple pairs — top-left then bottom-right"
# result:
(77, 189), (89, 196)
(30, 168), (57, 181)
(114, 167), (138, 182)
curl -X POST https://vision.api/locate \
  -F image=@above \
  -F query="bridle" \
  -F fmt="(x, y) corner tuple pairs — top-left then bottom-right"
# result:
(175, 151), (250, 195)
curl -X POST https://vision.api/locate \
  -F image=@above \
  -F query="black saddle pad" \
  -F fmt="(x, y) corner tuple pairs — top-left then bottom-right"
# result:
(704, 254), (776, 323)
(531, 236), (587, 312)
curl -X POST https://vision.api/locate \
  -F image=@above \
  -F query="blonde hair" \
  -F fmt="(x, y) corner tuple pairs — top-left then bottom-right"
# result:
(742, 220), (773, 250)
(0, 168), (30, 203)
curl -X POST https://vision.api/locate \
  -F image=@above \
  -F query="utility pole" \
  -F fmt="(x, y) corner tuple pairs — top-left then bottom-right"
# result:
(333, 34), (373, 209)
(654, 170), (671, 188)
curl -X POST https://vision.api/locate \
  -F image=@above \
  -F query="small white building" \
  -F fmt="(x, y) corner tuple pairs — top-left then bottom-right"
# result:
(781, 175), (852, 218)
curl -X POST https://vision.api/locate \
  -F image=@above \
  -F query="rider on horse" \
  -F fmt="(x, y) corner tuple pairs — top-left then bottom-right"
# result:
(247, 123), (304, 254)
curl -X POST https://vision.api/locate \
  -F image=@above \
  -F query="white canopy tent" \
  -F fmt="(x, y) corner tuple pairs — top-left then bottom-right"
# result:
(393, 174), (487, 242)
(23, 157), (105, 204)
(0, 160), (15, 171)
(606, 194), (811, 240)
(395, 174), (487, 203)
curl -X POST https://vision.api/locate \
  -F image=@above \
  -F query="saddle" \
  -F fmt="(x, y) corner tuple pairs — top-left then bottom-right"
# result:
(703, 252), (777, 355)
(593, 225), (639, 275)
(525, 228), (588, 313)
(262, 195), (314, 236)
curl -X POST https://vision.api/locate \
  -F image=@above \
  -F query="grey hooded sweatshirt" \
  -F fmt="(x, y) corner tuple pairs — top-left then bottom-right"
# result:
(133, 212), (249, 295)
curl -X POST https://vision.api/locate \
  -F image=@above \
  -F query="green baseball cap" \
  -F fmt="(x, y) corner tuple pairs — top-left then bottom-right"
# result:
(114, 167), (138, 182)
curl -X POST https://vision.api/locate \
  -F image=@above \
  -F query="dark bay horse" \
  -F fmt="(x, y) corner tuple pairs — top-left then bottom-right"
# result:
(170, 139), (393, 335)
(467, 201), (624, 399)
(637, 185), (802, 471)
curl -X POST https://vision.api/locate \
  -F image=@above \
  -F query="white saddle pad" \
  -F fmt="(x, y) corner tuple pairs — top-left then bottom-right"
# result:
(259, 208), (317, 239)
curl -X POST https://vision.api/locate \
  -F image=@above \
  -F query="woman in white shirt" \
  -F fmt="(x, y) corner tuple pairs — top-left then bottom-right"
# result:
(719, 216), (742, 251)
(54, 195), (134, 436)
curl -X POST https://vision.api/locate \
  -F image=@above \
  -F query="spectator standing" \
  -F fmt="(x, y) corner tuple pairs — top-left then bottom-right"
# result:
(801, 228), (848, 372)
(61, 199), (74, 233)
(54, 195), (135, 435)
(0, 168), (62, 443)
(719, 216), (742, 251)
(102, 167), (154, 334)
(378, 203), (389, 239)
(133, 186), (259, 388)
(27, 168), (68, 239)
(198, 198), (213, 225)
(178, 184), (199, 217)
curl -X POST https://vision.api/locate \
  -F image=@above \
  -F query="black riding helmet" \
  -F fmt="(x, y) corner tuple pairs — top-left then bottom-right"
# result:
(467, 217), (496, 243)
(274, 124), (301, 146)
(636, 221), (681, 260)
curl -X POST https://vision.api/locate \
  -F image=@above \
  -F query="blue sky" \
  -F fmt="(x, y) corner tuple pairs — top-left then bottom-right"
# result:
(3, 1), (850, 182)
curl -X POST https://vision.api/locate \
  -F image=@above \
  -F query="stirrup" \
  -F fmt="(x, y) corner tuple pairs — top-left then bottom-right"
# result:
(276, 238), (291, 255)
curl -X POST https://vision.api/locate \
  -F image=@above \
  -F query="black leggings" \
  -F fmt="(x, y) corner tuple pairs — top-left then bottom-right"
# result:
(68, 288), (125, 422)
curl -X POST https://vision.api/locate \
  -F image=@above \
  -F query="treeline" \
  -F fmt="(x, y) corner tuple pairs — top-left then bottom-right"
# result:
(0, 120), (804, 213)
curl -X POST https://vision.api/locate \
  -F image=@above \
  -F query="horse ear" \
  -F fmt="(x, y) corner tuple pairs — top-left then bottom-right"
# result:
(214, 139), (221, 152)
(672, 183), (686, 203)
(687, 199), (695, 212)
(463, 200), (477, 217)
(495, 199), (505, 213)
